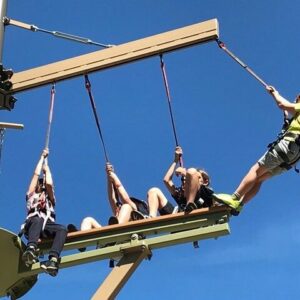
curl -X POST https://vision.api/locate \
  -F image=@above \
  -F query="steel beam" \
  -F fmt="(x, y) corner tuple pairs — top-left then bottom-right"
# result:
(91, 246), (151, 300)
(11, 18), (219, 93)
(18, 221), (230, 277)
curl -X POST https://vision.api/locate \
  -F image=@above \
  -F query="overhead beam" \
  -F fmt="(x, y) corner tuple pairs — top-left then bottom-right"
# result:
(11, 18), (219, 93)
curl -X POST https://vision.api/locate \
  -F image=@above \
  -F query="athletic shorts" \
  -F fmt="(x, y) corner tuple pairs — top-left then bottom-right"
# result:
(258, 139), (300, 176)
(158, 201), (178, 215)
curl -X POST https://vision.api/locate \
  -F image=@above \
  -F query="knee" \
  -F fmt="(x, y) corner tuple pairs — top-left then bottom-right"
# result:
(121, 203), (133, 213)
(81, 217), (95, 230)
(57, 224), (67, 236)
(186, 168), (198, 177)
(147, 187), (161, 197)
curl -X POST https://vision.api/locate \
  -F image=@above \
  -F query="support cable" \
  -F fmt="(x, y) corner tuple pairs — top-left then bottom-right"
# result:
(4, 17), (115, 48)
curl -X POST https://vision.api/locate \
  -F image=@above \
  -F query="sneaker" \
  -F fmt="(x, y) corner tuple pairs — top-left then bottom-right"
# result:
(212, 193), (243, 215)
(185, 202), (198, 213)
(22, 245), (38, 266)
(41, 257), (59, 277)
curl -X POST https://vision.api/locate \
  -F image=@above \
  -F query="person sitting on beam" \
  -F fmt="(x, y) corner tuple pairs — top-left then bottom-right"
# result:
(146, 146), (214, 218)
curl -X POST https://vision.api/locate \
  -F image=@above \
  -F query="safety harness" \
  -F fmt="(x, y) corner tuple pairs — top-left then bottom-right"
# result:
(267, 116), (300, 172)
(26, 182), (56, 227)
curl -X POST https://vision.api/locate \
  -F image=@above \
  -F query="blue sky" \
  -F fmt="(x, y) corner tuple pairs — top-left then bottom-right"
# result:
(1, 0), (300, 299)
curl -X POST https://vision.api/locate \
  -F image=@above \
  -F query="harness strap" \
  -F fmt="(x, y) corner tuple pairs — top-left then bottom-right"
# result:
(27, 207), (56, 219)
(273, 140), (300, 170)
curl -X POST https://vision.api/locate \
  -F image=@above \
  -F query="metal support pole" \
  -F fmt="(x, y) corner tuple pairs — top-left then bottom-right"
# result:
(0, 0), (7, 63)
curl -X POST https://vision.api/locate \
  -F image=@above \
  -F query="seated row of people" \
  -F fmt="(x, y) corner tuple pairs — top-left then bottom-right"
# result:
(21, 146), (214, 277)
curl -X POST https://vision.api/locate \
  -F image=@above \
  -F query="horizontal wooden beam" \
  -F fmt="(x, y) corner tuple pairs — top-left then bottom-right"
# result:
(11, 18), (219, 93)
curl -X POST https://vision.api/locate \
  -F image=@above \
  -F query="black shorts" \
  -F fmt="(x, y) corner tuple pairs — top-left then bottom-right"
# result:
(130, 197), (149, 215)
(159, 201), (175, 215)
(194, 185), (214, 208)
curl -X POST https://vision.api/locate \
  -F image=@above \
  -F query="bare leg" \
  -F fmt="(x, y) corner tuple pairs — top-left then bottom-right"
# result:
(81, 217), (102, 230)
(234, 163), (270, 200)
(147, 187), (169, 217)
(117, 203), (133, 224)
(241, 171), (271, 204)
(185, 168), (201, 204)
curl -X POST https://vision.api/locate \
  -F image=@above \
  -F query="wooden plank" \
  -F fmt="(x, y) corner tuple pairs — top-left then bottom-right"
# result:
(11, 19), (219, 93)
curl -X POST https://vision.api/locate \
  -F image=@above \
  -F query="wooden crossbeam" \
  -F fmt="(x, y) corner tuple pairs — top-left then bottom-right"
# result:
(11, 18), (219, 93)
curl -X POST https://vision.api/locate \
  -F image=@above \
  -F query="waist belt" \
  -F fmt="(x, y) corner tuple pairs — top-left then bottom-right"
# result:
(273, 142), (300, 170)
(28, 208), (56, 219)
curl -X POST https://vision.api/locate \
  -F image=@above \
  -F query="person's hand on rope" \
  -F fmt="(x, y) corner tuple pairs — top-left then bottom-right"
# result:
(106, 163), (115, 177)
(174, 146), (183, 163)
(267, 85), (295, 112)
(266, 85), (278, 95)
(43, 164), (50, 174)
(42, 148), (49, 159)
(106, 162), (114, 172)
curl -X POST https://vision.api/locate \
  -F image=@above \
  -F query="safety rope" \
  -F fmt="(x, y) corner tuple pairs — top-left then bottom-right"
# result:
(216, 39), (288, 125)
(84, 75), (109, 163)
(45, 83), (56, 150)
(216, 39), (268, 87)
(159, 54), (180, 146)
(84, 75), (123, 208)
(159, 54), (183, 167)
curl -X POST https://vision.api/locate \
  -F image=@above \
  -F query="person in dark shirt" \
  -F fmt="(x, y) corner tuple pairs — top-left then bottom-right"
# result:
(147, 146), (214, 218)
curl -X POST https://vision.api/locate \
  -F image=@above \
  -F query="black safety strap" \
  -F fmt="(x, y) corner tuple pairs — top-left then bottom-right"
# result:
(159, 54), (183, 167)
(84, 75), (110, 163)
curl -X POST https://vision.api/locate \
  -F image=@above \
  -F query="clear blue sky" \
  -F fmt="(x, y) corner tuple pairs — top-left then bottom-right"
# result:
(1, 0), (300, 299)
